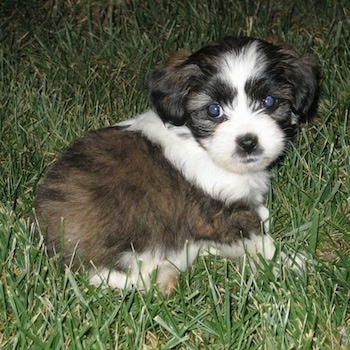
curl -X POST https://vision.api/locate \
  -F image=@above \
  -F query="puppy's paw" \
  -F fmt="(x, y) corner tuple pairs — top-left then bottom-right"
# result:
(156, 265), (180, 297)
(279, 249), (308, 272)
(269, 249), (310, 278)
(89, 268), (130, 290)
(249, 246), (310, 278)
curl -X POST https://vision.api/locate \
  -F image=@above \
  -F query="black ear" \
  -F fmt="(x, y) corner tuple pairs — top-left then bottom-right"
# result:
(283, 54), (319, 121)
(148, 51), (201, 126)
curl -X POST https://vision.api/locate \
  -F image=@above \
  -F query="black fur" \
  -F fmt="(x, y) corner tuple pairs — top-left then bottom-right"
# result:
(148, 36), (318, 128)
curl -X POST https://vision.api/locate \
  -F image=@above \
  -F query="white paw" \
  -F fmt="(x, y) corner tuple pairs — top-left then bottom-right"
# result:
(278, 249), (308, 272)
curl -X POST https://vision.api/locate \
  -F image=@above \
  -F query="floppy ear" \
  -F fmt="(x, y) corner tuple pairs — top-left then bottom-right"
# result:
(148, 51), (202, 126)
(283, 54), (319, 121)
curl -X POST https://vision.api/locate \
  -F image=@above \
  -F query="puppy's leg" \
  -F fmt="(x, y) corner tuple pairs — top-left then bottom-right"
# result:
(89, 253), (181, 296)
(257, 205), (270, 232)
(243, 232), (276, 261)
(89, 267), (131, 290)
(256, 205), (307, 271)
(217, 232), (276, 263)
(155, 242), (201, 296)
(155, 264), (180, 297)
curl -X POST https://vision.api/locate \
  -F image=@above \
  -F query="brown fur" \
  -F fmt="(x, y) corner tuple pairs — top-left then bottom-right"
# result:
(34, 126), (261, 270)
(34, 36), (319, 294)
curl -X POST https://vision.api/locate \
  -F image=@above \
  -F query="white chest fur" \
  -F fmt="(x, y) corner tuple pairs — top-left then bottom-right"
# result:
(117, 111), (271, 207)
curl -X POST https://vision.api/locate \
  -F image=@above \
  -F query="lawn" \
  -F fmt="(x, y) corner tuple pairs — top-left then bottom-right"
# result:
(0, 0), (349, 348)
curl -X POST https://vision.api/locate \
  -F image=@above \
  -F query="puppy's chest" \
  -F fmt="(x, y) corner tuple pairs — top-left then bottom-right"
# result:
(117, 112), (271, 208)
(162, 142), (269, 208)
(113, 143), (267, 218)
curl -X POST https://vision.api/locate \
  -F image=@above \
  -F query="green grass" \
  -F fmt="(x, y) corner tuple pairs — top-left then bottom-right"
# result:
(1, 0), (349, 348)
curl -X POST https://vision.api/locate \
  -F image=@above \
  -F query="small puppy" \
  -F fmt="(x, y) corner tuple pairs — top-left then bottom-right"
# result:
(34, 37), (318, 296)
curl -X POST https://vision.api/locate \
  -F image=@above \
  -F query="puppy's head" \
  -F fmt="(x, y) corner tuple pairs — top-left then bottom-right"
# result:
(148, 37), (318, 174)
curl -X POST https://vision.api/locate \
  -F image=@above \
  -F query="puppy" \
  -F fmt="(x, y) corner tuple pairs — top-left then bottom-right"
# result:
(34, 37), (318, 296)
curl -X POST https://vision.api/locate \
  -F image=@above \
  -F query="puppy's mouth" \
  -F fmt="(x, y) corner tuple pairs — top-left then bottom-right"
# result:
(236, 154), (273, 168)
(240, 156), (259, 164)
(234, 145), (269, 166)
(235, 152), (261, 164)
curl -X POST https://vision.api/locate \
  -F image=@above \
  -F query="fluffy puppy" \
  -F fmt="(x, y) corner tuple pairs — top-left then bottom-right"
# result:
(34, 37), (318, 296)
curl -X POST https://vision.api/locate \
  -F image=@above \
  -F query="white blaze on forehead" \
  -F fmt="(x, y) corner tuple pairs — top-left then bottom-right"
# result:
(218, 41), (266, 103)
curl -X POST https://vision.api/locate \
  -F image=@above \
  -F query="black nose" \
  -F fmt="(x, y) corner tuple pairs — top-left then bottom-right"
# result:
(236, 133), (259, 154)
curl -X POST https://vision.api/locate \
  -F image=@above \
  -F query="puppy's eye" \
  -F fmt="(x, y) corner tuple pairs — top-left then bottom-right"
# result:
(261, 95), (278, 109)
(207, 104), (224, 119)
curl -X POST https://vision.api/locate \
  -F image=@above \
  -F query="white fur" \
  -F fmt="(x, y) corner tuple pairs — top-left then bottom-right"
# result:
(89, 234), (278, 291)
(200, 43), (285, 174)
(117, 45), (280, 206)
(89, 241), (202, 292)
(104, 41), (306, 293)
(116, 45), (279, 206)
(117, 111), (270, 206)
(219, 42), (266, 99)
(111, 109), (306, 293)
(201, 113), (285, 174)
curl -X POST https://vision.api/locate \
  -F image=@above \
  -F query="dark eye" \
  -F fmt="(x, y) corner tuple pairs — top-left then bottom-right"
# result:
(207, 103), (224, 119)
(261, 95), (278, 109)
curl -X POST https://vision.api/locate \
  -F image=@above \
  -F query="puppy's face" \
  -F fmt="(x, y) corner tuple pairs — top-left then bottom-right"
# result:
(148, 37), (318, 174)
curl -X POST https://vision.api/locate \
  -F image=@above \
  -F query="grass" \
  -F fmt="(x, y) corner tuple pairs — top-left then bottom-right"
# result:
(0, 0), (349, 348)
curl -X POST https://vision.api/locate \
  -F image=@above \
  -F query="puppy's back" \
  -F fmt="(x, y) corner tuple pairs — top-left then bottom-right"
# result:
(35, 126), (262, 273)
(34, 127), (188, 267)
